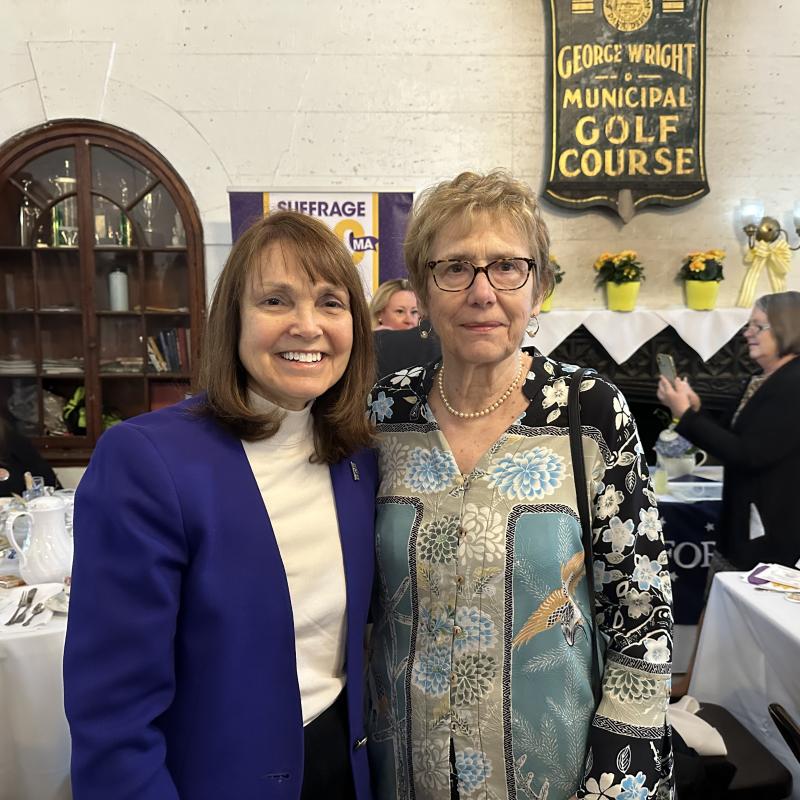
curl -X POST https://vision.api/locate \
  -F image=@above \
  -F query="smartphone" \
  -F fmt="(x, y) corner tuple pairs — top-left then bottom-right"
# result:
(657, 353), (677, 385)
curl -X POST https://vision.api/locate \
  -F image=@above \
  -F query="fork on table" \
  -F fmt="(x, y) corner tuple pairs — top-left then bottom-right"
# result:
(4, 587), (37, 626)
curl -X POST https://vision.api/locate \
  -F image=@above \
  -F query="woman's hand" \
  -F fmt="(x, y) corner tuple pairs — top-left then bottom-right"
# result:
(685, 381), (702, 412)
(656, 375), (698, 419)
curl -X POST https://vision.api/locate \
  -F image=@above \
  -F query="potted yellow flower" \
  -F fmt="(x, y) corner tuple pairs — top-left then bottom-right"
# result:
(593, 250), (644, 311)
(540, 254), (564, 312)
(679, 250), (725, 310)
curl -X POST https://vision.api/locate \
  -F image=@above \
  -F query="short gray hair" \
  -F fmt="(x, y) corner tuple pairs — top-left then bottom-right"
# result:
(404, 169), (553, 307)
(755, 291), (800, 357)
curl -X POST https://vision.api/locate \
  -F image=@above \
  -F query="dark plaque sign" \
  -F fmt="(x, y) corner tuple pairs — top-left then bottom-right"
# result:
(544, 0), (709, 219)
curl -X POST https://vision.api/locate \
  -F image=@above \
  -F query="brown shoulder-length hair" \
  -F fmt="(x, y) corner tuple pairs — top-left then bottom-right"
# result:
(197, 210), (374, 464)
(755, 291), (800, 357)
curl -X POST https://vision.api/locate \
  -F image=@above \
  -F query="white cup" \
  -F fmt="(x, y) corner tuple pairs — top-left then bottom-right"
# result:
(658, 450), (707, 479)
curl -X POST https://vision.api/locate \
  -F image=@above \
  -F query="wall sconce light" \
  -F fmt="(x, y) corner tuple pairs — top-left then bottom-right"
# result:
(738, 198), (800, 250)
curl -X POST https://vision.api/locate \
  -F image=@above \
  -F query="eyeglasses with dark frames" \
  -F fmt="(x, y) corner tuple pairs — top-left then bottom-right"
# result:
(426, 257), (536, 292)
(741, 320), (771, 334)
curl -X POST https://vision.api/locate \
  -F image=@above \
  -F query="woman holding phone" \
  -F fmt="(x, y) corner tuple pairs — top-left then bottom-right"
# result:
(657, 291), (800, 572)
(657, 291), (800, 693)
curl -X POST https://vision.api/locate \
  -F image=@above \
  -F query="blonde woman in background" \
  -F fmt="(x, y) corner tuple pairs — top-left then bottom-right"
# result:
(370, 278), (420, 330)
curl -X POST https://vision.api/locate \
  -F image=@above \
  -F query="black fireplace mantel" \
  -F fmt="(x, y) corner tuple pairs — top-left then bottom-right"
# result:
(549, 326), (757, 459)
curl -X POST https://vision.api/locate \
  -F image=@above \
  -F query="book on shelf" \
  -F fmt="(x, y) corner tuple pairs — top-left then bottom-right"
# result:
(148, 327), (191, 373)
(147, 336), (169, 373)
(176, 327), (189, 371)
(167, 329), (180, 371)
(157, 330), (173, 371)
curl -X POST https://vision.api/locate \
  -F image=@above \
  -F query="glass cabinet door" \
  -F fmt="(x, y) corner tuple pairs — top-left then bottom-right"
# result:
(0, 121), (204, 463)
(14, 147), (79, 248)
(0, 251), (34, 310)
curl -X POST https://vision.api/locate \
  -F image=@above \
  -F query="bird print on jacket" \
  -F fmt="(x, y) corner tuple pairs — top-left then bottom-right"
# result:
(513, 549), (586, 649)
(367, 351), (674, 800)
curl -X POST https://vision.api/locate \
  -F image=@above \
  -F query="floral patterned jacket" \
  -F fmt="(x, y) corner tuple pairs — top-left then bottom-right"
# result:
(366, 350), (674, 800)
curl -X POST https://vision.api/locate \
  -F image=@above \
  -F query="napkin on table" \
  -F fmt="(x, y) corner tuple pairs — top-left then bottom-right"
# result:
(0, 582), (64, 629)
(667, 695), (728, 757)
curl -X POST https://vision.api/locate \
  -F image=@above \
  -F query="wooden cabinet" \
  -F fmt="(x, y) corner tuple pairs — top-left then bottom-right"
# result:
(0, 121), (205, 464)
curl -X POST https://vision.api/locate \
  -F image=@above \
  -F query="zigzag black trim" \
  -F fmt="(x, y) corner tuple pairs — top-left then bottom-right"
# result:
(592, 715), (667, 739)
(606, 650), (672, 675)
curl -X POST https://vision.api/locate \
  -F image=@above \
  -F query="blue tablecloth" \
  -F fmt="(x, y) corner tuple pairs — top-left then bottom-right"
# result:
(661, 499), (721, 625)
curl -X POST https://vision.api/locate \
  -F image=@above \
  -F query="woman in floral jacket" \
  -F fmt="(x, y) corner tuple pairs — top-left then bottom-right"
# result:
(366, 170), (674, 800)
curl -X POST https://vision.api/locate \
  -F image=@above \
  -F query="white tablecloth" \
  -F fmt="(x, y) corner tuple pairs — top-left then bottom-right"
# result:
(528, 307), (750, 364)
(690, 571), (800, 798)
(0, 617), (71, 800)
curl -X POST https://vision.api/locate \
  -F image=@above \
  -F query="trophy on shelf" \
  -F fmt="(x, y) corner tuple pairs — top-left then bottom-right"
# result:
(50, 160), (78, 247)
(18, 177), (38, 246)
(93, 170), (116, 246)
(141, 189), (163, 245)
(117, 178), (134, 247)
(171, 211), (185, 247)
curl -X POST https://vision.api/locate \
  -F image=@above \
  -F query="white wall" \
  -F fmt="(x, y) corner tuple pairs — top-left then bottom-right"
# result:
(1, 0), (798, 308)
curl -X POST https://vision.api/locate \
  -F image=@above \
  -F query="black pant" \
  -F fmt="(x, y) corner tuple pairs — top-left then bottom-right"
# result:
(301, 690), (356, 800)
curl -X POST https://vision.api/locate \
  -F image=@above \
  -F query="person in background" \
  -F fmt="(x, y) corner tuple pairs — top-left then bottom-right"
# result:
(373, 324), (442, 381)
(367, 170), (674, 800)
(657, 291), (800, 695)
(64, 211), (377, 800)
(371, 278), (437, 379)
(0, 415), (60, 497)
(369, 278), (419, 330)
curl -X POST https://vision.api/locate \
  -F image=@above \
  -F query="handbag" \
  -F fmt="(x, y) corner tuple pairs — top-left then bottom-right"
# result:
(567, 367), (602, 706)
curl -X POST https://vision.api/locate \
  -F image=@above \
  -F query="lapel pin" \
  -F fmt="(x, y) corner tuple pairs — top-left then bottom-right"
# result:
(350, 461), (360, 481)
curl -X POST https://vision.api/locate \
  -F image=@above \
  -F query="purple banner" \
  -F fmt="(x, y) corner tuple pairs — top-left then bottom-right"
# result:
(228, 191), (413, 293)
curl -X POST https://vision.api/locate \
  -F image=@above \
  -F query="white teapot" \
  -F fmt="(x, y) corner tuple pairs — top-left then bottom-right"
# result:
(5, 495), (73, 585)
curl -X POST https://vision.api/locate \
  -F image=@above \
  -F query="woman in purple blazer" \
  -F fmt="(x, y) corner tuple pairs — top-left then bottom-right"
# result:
(64, 212), (377, 800)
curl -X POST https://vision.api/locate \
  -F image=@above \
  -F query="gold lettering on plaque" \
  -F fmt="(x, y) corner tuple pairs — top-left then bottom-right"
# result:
(555, 144), (697, 178)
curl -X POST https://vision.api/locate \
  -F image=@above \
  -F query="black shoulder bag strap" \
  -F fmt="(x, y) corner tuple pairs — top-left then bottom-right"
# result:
(568, 367), (602, 707)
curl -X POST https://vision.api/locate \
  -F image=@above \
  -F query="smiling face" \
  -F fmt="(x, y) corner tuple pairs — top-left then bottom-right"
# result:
(424, 212), (540, 372)
(743, 305), (780, 372)
(380, 289), (419, 330)
(238, 244), (354, 410)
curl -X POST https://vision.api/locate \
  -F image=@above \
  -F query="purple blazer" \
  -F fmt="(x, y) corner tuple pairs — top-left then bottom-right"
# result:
(64, 397), (377, 800)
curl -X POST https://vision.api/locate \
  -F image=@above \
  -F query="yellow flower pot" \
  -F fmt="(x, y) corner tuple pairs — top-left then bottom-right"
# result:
(606, 281), (640, 312)
(540, 291), (554, 312)
(684, 280), (719, 310)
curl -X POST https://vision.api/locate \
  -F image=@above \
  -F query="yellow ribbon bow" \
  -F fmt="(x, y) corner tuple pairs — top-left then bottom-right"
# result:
(736, 239), (792, 307)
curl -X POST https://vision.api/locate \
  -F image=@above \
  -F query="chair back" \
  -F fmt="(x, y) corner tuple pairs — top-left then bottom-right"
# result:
(695, 702), (792, 798)
(769, 703), (800, 764)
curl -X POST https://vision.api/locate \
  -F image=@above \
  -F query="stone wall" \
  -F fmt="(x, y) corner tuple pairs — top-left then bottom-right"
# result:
(1, 0), (798, 306)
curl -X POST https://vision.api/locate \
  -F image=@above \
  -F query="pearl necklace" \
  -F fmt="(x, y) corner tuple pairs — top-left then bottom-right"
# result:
(437, 354), (524, 420)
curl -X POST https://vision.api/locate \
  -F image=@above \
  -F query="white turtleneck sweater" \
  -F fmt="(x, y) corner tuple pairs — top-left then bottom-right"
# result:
(241, 393), (347, 726)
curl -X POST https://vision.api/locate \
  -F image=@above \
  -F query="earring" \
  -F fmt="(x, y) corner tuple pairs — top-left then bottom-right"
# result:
(418, 317), (430, 340)
(526, 316), (539, 338)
